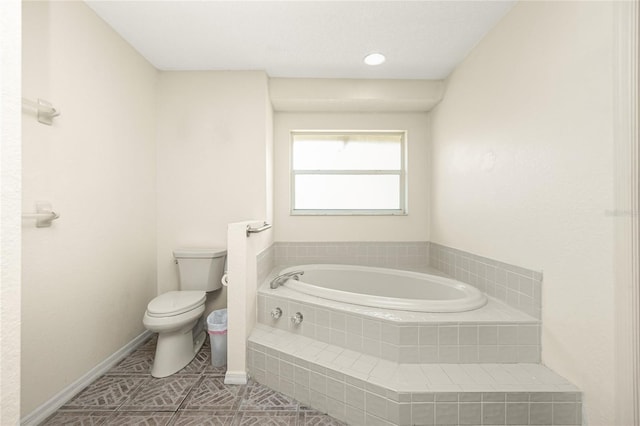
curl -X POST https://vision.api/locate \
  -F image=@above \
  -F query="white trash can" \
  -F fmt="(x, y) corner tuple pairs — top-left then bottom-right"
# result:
(207, 309), (227, 367)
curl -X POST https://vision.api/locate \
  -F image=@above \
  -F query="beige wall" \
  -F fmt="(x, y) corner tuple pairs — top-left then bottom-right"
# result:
(21, 6), (275, 414)
(274, 112), (430, 242)
(21, 1), (158, 416)
(270, 78), (444, 112)
(1, 0), (21, 423)
(430, 2), (615, 423)
(17, 0), (627, 423)
(155, 71), (273, 312)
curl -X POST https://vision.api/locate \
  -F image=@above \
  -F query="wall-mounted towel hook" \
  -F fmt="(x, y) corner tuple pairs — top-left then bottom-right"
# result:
(22, 98), (61, 125)
(22, 202), (60, 227)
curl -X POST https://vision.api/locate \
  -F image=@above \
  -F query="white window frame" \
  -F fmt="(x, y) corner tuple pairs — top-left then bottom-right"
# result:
(290, 130), (408, 216)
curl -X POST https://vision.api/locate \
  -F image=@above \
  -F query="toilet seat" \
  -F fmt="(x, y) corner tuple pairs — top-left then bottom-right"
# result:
(146, 291), (206, 317)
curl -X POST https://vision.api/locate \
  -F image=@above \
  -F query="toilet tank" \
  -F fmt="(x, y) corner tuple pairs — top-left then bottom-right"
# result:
(173, 248), (227, 292)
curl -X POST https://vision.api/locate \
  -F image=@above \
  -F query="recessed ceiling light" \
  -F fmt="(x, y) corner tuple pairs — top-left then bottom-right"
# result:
(364, 53), (386, 66)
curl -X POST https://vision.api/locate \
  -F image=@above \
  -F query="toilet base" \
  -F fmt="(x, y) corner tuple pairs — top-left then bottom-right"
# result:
(151, 328), (206, 378)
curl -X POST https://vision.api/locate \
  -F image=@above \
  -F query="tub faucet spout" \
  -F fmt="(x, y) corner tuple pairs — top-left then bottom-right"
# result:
(270, 270), (304, 289)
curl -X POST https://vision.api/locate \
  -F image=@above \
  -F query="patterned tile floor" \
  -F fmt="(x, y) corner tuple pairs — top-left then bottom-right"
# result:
(42, 335), (345, 426)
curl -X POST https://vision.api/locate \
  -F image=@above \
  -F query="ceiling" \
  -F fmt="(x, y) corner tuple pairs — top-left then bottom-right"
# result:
(85, 1), (516, 80)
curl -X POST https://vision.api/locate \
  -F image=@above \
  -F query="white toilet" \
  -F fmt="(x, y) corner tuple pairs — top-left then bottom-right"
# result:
(143, 248), (226, 378)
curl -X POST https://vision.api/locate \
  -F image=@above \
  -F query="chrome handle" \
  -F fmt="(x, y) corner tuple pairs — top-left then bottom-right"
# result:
(269, 270), (304, 289)
(270, 307), (282, 319)
(290, 312), (303, 326)
(246, 222), (272, 237)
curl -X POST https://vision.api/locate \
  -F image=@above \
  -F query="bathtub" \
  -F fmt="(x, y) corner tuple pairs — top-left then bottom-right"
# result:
(276, 264), (487, 313)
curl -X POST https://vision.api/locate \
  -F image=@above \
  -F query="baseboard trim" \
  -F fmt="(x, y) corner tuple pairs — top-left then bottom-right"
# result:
(20, 330), (153, 426)
(224, 370), (248, 385)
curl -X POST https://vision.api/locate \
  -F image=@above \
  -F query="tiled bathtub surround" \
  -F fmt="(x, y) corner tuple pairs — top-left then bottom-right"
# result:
(249, 243), (573, 424)
(258, 284), (541, 364)
(274, 242), (429, 269)
(256, 244), (275, 288)
(248, 325), (581, 426)
(429, 243), (543, 319)
(272, 241), (541, 319)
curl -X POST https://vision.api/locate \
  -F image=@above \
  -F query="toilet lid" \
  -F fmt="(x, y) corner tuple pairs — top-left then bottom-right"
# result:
(146, 291), (206, 317)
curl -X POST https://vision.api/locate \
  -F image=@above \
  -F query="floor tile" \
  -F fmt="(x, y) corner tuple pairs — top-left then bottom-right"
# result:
(234, 410), (300, 426)
(177, 349), (211, 375)
(240, 381), (300, 411)
(62, 375), (148, 410)
(203, 364), (229, 377)
(41, 410), (112, 425)
(181, 377), (243, 410)
(119, 376), (200, 411)
(137, 336), (158, 352)
(168, 410), (237, 425)
(107, 411), (175, 425)
(300, 410), (348, 425)
(44, 334), (341, 426)
(109, 350), (155, 375)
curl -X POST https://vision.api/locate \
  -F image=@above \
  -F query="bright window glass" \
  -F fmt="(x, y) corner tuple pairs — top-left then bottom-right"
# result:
(293, 134), (401, 170)
(291, 132), (406, 215)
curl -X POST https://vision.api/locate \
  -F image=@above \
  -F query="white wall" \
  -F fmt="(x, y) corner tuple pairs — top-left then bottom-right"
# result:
(430, 2), (615, 423)
(612, 3), (640, 423)
(155, 71), (273, 312)
(270, 78), (444, 112)
(21, 1), (157, 416)
(1, 0), (22, 423)
(274, 112), (430, 242)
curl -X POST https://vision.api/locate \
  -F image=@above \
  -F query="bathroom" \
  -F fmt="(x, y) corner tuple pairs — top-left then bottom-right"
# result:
(2, 0), (639, 425)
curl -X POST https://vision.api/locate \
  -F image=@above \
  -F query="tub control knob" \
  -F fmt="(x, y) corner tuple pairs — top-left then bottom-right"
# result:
(290, 312), (303, 326)
(270, 307), (282, 319)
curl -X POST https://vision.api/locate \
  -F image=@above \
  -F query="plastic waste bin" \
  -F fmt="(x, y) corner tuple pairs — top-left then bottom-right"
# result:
(207, 309), (227, 367)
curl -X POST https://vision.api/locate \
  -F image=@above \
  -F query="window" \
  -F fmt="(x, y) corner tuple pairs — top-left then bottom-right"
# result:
(291, 131), (407, 215)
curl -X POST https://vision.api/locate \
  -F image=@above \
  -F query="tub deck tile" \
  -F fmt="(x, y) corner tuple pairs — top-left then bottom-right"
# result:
(260, 282), (541, 364)
(249, 324), (578, 394)
(249, 325), (581, 426)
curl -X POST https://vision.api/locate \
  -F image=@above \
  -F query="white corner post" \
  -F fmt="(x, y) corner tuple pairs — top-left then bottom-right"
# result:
(613, 1), (639, 424)
(224, 220), (269, 385)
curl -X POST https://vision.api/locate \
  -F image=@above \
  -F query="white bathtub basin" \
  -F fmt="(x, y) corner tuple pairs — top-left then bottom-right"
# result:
(278, 264), (487, 313)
